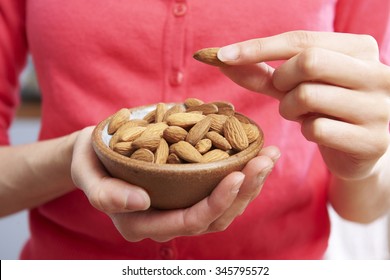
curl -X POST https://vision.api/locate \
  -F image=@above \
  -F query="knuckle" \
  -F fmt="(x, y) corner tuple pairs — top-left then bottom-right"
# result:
(297, 48), (321, 77)
(208, 220), (230, 233)
(359, 34), (379, 57)
(371, 127), (390, 158)
(253, 38), (264, 57)
(184, 222), (206, 236)
(295, 84), (318, 110)
(301, 117), (326, 143)
(286, 30), (317, 51)
(88, 188), (105, 211)
(182, 215), (207, 236)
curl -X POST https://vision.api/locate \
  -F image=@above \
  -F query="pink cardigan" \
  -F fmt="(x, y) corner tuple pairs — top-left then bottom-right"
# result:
(1, 0), (389, 259)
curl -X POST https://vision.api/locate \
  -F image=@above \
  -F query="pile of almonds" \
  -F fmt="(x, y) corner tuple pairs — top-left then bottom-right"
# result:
(107, 98), (261, 164)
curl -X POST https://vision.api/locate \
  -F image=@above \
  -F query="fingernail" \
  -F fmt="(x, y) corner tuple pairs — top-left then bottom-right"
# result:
(231, 173), (245, 194)
(125, 190), (150, 211)
(273, 152), (281, 162)
(257, 167), (273, 184)
(218, 45), (240, 62)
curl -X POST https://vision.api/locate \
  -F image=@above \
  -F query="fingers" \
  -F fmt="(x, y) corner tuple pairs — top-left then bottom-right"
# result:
(301, 117), (389, 159)
(208, 148), (280, 232)
(71, 127), (150, 213)
(111, 147), (280, 242)
(217, 31), (379, 65)
(273, 48), (374, 92)
(111, 172), (245, 242)
(278, 83), (387, 124)
(219, 63), (284, 100)
(272, 48), (390, 92)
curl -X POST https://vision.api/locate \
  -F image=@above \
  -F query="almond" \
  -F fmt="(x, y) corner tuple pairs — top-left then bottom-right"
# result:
(186, 103), (219, 115)
(108, 108), (130, 134)
(208, 114), (228, 134)
(234, 113), (251, 124)
(118, 119), (149, 129)
(113, 141), (134, 157)
(186, 116), (211, 145)
(166, 112), (206, 128)
(143, 109), (156, 123)
(206, 131), (232, 151)
(131, 148), (155, 162)
(155, 103), (167, 123)
(242, 123), (260, 144)
(193, 47), (226, 67)
(167, 153), (183, 164)
(163, 126), (188, 144)
(140, 122), (169, 138)
(118, 126), (147, 142)
(131, 135), (161, 151)
(195, 138), (212, 154)
(202, 149), (230, 163)
(212, 101), (235, 116)
(132, 123), (167, 151)
(184, 97), (204, 108)
(154, 138), (169, 164)
(224, 116), (249, 151)
(171, 141), (203, 163)
(163, 104), (185, 121)
(109, 133), (120, 150)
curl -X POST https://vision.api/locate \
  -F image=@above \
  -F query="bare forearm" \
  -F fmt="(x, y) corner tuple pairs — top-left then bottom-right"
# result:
(329, 150), (390, 223)
(0, 131), (79, 217)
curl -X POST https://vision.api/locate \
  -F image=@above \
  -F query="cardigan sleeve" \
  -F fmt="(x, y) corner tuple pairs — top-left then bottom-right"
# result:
(334, 0), (390, 64)
(0, 0), (28, 145)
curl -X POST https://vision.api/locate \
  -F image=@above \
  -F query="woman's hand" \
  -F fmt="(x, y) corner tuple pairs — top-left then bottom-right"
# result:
(71, 127), (279, 242)
(218, 31), (390, 181)
(217, 31), (390, 221)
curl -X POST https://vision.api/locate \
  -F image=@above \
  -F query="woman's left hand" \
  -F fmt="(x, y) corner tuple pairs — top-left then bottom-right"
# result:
(217, 31), (390, 181)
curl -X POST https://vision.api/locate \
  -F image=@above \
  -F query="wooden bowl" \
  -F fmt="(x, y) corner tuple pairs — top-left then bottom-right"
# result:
(92, 103), (264, 210)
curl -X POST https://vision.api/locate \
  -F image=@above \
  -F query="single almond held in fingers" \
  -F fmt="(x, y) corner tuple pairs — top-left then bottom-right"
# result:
(193, 47), (226, 67)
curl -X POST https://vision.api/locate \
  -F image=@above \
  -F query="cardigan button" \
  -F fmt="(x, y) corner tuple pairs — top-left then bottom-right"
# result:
(173, 2), (187, 17)
(159, 246), (175, 259)
(169, 70), (184, 86)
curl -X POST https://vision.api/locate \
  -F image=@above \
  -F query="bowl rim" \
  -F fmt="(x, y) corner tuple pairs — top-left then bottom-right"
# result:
(92, 103), (264, 173)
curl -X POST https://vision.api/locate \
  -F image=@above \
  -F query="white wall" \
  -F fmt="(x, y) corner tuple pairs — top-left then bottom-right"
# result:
(0, 118), (39, 259)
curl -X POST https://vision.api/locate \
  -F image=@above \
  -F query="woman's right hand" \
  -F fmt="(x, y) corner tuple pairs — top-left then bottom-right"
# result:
(71, 126), (279, 242)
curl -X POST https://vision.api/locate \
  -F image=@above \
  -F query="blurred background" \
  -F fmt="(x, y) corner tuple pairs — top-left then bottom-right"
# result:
(0, 60), (389, 260)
